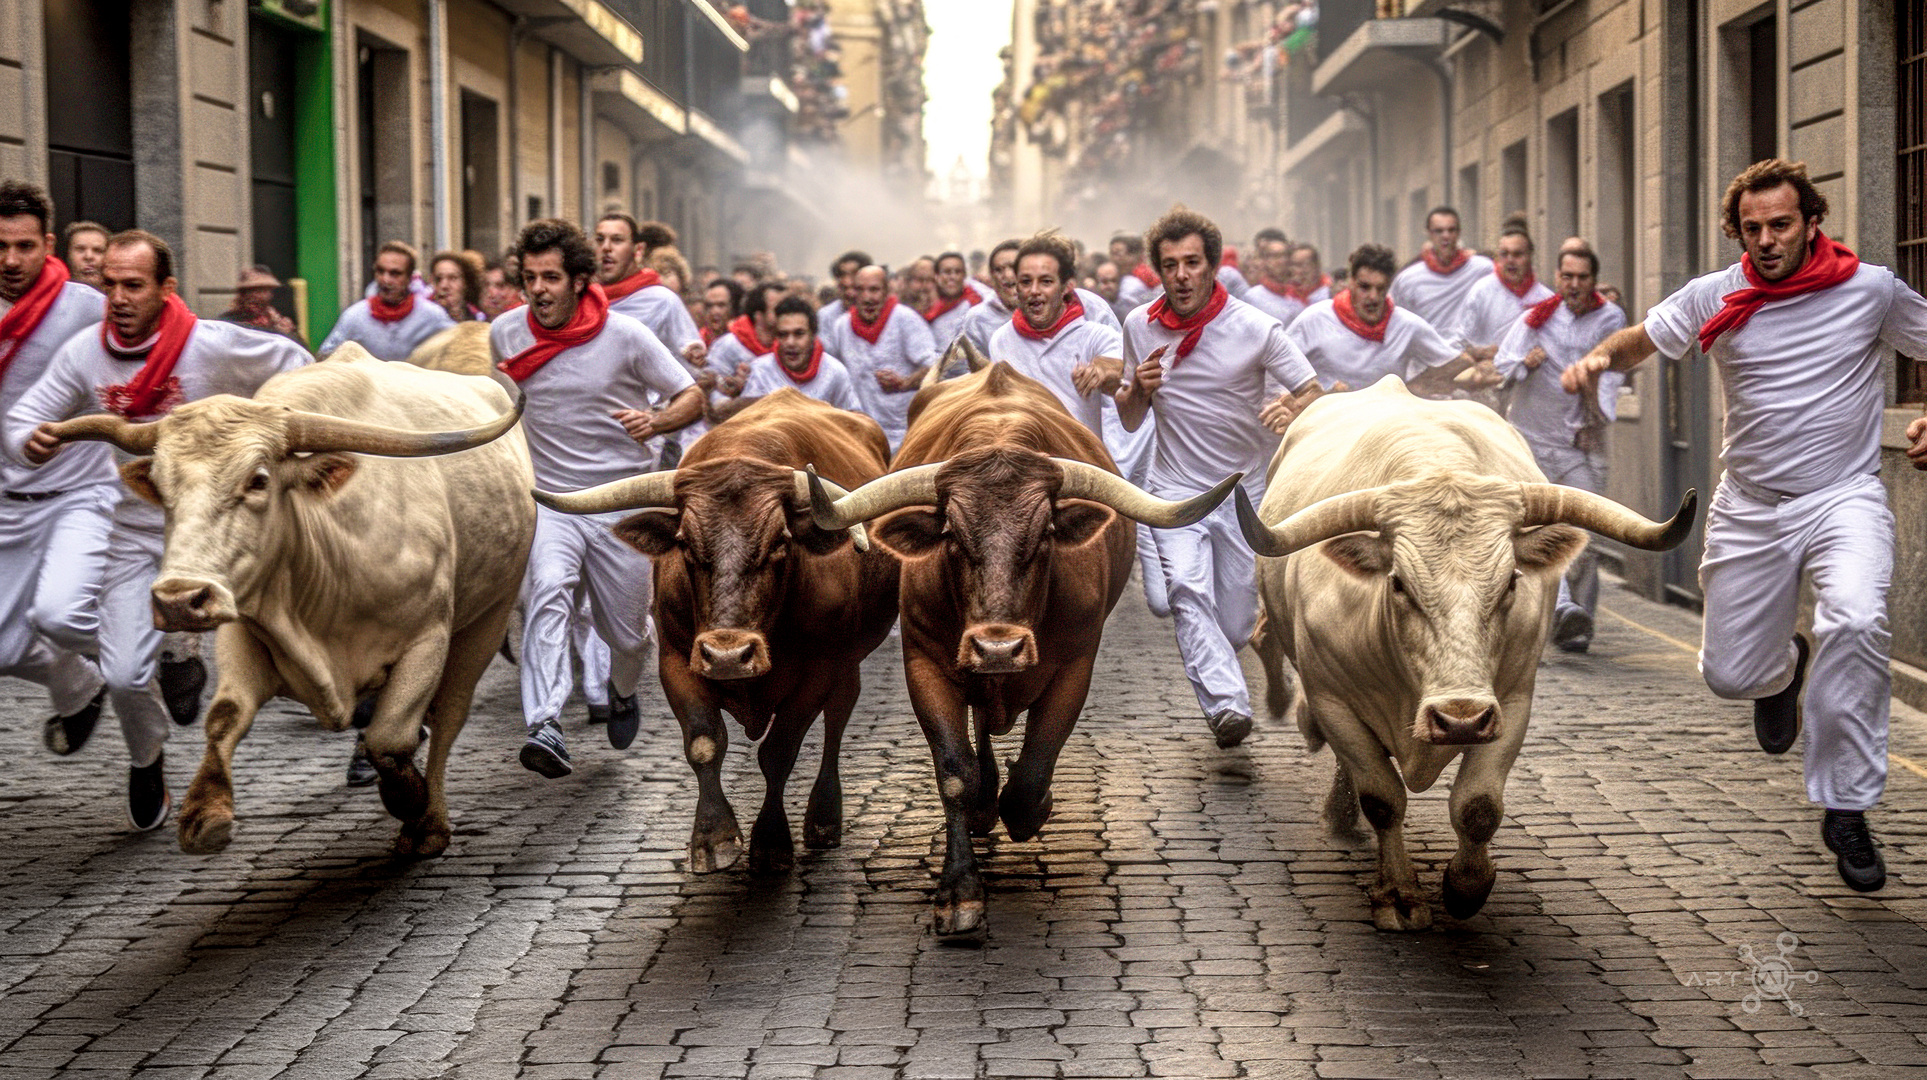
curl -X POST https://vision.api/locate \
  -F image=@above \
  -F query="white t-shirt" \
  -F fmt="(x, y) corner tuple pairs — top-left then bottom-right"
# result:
(706, 327), (772, 375)
(986, 314), (1124, 436)
(0, 279), (115, 494)
(1120, 294), (1317, 497)
(5, 318), (310, 529)
(1643, 261), (1927, 495)
(962, 291), (1119, 355)
(1390, 252), (1496, 342)
(1286, 300), (1462, 391)
(1217, 265), (1251, 299)
(1242, 283), (1308, 328)
(1116, 272), (1158, 317)
(924, 297), (976, 350)
(820, 302), (937, 446)
(1494, 299), (1626, 454)
(1454, 270), (1554, 350)
(816, 298), (846, 329)
(610, 283), (704, 355)
(740, 350), (861, 412)
(490, 308), (695, 491)
(319, 297), (455, 360)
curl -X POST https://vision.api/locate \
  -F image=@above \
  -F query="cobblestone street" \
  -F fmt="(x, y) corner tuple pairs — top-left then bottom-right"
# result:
(2, 577), (1925, 1080)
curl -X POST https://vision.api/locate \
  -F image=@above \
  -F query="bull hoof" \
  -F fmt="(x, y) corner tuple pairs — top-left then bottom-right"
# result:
(178, 809), (234, 855)
(748, 845), (795, 876)
(1442, 862), (1496, 921)
(999, 792), (1052, 843)
(933, 898), (986, 939)
(966, 805), (997, 838)
(802, 817), (842, 850)
(394, 822), (450, 859)
(1370, 889), (1432, 932)
(688, 832), (743, 874)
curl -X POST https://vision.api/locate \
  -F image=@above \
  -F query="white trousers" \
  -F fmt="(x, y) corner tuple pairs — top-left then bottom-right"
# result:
(1699, 472), (1892, 810)
(0, 485), (113, 714)
(1532, 441), (1608, 619)
(520, 505), (650, 728)
(571, 590), (612, 707)
(99, 525), (172, 768)
(1151, 485), (1259, 720)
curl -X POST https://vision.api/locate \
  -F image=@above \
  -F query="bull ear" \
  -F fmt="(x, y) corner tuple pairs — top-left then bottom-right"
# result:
(873, 509), (945, 559)
(1514, 524), (1587, 572)
(1321, 534), (1392, 577)
(120, 458), (161, 505)
(1051, 501), (1113, 549)
(613, 510), (681, 556)
(790, 513), (854, 557)
(298, 453), (359, 495)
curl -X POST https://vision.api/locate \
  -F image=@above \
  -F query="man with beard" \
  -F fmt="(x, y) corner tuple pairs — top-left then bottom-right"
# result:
(719, 296), (860, 416)
(1117, 206), (1321, 749)
(1568, 159), (1927, 893)
(1286, 244), (1477, 395)
(1495, 243), (1624, 653)
(986, 230), (1122, 436)
(0, 181), (116, 765)
(1455, 216), (1553, 361)
(7, 229), (309, 831)
(319, 241), (456, 359)
(820, 264), (936, 449)
(922, 251), (981, 348)
(1389, 206), (1494, 334)
(491, 219), (702, 778)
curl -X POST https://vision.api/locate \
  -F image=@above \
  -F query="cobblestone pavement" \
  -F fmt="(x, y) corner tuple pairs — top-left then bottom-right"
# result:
(2, 575), (1926, 1080)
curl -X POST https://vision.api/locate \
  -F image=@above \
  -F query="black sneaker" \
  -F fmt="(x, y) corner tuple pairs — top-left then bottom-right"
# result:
(43, 688), (106, 756)
(1822, 809), (1886, 892)
(606, 683), (640, 750)
(345, 734), (378, 787)
(520, 719), (573, 778)
(1754, 634), (1810, 755)
(1553, 607), (1593, 653)
(586, 701), (611, 725)
(128, 754), (171, 831)
(158, 656), (207, 726)
(1207, 709), (1252, 749)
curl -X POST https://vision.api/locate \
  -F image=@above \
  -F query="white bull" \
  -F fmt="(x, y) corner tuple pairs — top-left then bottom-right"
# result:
(1238, 376), (1693, 930)
(47, 346), (533, 857)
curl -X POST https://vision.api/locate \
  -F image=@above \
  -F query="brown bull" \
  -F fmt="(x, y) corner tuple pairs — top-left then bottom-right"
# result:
(809, 364), (1237, 936)
(536, 389), (897, 873)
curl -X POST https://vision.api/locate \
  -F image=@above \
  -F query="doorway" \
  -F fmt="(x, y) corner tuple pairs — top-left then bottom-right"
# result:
(43, 0), (135, 232)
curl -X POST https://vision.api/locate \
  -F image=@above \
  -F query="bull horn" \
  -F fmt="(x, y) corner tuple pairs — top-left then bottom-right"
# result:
(1521, 484), (1698, 551)
(924, 338), (965, 389)
(282, 379), (525, 457)
(961, 335), (992, 373)
(789, 472), (870, 551)
(805, 462), (942, 531)
(42, 414), (161, 455)
(1234, 485), (1386, 559)
(534, 471), (678, 514)
(1052, 459), (1240, 528)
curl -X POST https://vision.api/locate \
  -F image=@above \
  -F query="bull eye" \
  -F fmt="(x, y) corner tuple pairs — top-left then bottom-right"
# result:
(1390, 575), (1406, 595)
(246, 469), (270, 494)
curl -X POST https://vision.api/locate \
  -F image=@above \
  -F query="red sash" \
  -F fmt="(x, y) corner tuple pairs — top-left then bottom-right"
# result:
(100, 293), (197, 418)
(1013, 291), (1085, 340)
(780, 341), (825, 384)
(368, 292), (415, 324)
(1421, 247), (1470, 275)
(1332, 290), (1390, 343)
(499, 283), (610, 382)
(727, 314), (776, 357)
(1697, 232), (1860, 353)
(1496, 264), (1538, 299)
(1146, 282), (1227, 362)
(848, 296), (897, 346)
(0, 258), (71, 383)
(603, 268), (661, 304)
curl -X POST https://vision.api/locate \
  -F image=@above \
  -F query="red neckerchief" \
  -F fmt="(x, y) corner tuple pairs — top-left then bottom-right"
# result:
(1257, 276), (1294, 298)
(498, 283), (610, 382)
(602, 268), (660, 303)
(368, 291), (415, 324)
(1698, 231), (1860, 352)
(1421, 246), (1470, 275)
(847, 296), (897, 346)
(923, 291), (971, 324)
(1146, 282), (1228, 361)
(0, 257), (71, 383)
(1284, 275), (1331, 304)
(1525, 292), (1605, 330)
(99, 293), (197, 418)
(1495, 264), (1537, 299)
(1012, 291), (1086, 341)
(964, 283), (983, 304)
(1130, 263), (1159, 289)
(1331, 289), (1390, 343)
(701, 323), (720, 346)
(728, 314), (776, 357)
(779, 341), (825, 383)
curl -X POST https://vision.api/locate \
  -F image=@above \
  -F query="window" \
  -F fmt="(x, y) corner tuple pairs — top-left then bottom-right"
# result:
(1597, 84), (1636, 302)
(1501, 139), (1528, 219)
(1546, 109), (1579, 248)
(1902, 1), (1927, 401)
(1458, 164), (1480, 249)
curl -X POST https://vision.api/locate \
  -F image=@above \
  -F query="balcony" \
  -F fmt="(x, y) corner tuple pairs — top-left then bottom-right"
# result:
(1310, 16), (1453, 97)
(493, 0), (643, 67)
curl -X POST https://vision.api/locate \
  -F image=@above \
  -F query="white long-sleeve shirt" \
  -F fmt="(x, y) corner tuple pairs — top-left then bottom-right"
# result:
(0, 279), (114, 495)
(319, 298), (454, 360)
(1494, 300), (1626, 454)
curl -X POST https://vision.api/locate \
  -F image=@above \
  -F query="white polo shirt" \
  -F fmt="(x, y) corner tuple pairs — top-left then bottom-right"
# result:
(1285, 300), (1462, 391)
(820, 302), (937, 446)
(491, 308), (695, 492)
(1643, 261), (1927, 495)
(740, 351), (861, 412)
(1120, 294), (1317, 496)
(1494, 299), (1626, 453)
(986, 311), (1124, 436)
(1390, 252), (1495, 340)
(319, 297), (455, 360)
(1454, 270), (1553, 350)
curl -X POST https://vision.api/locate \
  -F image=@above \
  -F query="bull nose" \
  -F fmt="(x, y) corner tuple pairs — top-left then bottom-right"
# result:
(1420, 698), (1501, 745)
(150, 578), (234, 631)
(960, 625), (1037, 674)
(693, 630), (769, 680)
